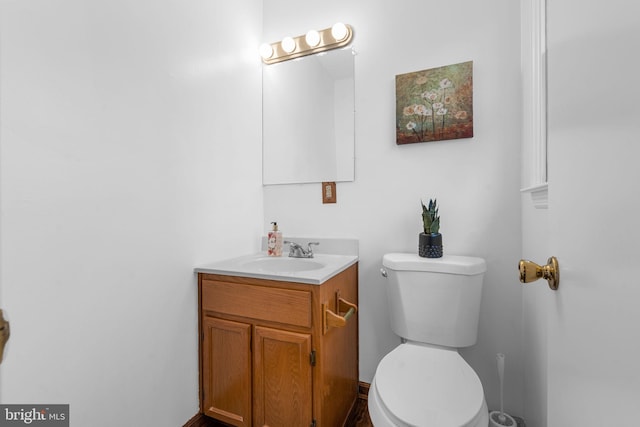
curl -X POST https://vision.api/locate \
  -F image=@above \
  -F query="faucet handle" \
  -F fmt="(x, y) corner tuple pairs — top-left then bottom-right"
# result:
(307, 242), (320, 253)
(284, 240), (303, 257)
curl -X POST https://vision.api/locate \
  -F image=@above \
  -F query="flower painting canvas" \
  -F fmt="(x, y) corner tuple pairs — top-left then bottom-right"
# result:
(396, 61), (473, 145)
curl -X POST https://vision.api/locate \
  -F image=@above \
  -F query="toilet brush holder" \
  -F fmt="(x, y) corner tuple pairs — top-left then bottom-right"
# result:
(489, 410), (516, 427)
(489, 353), (517, 426)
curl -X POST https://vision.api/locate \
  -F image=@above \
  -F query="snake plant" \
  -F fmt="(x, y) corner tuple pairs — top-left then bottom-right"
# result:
(421, 198), (440, 234)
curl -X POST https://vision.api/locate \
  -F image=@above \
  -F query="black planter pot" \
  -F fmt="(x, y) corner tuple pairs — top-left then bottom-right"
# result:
(418, 232), (443, 258)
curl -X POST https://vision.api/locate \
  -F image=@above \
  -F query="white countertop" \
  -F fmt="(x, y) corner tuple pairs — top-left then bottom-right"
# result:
(194, 252), (358, 285)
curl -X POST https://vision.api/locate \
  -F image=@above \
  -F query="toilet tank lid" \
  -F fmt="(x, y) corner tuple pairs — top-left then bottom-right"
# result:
(382, 253), (486, 275)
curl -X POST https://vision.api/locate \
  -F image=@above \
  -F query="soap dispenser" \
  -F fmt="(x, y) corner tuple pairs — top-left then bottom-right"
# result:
(267, 222), (283, 256)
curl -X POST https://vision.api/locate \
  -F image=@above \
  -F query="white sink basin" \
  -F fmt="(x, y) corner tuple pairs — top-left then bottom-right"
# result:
(239, 257), (325, 273)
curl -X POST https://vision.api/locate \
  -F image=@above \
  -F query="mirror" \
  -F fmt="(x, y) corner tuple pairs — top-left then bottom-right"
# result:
(262, 48), (355, 185)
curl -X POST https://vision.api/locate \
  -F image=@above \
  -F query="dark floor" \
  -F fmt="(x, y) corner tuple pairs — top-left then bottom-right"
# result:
(349, 400), (527, 427)
(345, 397), (373, 427)
(200, 398), (529, 427)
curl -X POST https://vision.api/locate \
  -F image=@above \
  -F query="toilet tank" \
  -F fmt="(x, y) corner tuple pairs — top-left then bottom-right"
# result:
(382, 253), (486, 348)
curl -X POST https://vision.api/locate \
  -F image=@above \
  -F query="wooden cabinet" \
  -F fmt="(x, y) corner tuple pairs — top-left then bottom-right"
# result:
(201, 317), (252, 426)
(198, 263), (358, 427)
(254, 326), (312, 427)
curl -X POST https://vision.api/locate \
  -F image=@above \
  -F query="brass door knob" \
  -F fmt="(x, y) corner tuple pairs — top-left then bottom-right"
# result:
(519, 257), (559, 290)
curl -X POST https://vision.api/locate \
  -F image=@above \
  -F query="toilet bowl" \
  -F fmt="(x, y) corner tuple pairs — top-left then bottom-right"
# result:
(368, 343), (488, 427)
(369, 253), (488, 427)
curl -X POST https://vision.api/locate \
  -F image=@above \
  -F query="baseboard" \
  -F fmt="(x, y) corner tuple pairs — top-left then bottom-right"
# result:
(183, 412), (209, 427)
(358, 381), (370, 400)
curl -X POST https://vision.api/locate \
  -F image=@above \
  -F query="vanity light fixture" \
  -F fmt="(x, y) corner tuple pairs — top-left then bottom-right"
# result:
(260, 22), (353, 65)
(259, 43), (274, 60)
(331, 22), (348, 41)
(281, 36), (296, 53)
(305, 29), (321, 48)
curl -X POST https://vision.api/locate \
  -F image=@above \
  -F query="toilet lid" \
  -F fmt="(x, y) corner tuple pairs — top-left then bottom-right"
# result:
(374, 344), (485, 427)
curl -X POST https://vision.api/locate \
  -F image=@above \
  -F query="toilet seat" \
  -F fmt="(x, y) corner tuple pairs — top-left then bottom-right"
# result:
(370, 343), (488, 427)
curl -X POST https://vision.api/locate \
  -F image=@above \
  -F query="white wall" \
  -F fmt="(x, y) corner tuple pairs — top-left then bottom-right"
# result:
(263, 0), (524, 416)
(0, 1), (263, 425)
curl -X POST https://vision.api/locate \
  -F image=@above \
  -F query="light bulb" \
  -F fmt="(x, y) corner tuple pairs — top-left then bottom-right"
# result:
(331, 22), (348, 41)
(305, 30), (320, 47)
(281, 36), (296, 53)
(259, 43), (274, 59)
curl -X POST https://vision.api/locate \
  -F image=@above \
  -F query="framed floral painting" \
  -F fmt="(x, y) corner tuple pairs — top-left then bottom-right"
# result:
(395, 61), (473, 145)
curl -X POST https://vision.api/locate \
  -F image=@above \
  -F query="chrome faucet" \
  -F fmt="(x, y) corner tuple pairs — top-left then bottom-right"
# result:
(284, 240), (319, 258)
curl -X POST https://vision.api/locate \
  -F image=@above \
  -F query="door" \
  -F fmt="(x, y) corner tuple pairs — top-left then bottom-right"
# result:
(202, 317), (252, 427)
(545, 1), (640, 425)
(253, 326), (312, 427)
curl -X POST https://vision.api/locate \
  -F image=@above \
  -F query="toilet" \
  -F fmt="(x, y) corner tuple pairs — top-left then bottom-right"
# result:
(368, 253), (489, 427)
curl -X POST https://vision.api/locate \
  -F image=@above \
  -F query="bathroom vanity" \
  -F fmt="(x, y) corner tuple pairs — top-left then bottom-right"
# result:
(196, 249), (358, 427)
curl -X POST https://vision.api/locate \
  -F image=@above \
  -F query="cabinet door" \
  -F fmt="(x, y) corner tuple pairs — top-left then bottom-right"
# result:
(253, 326), (313, 427)
(202, 317), (252, 427)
